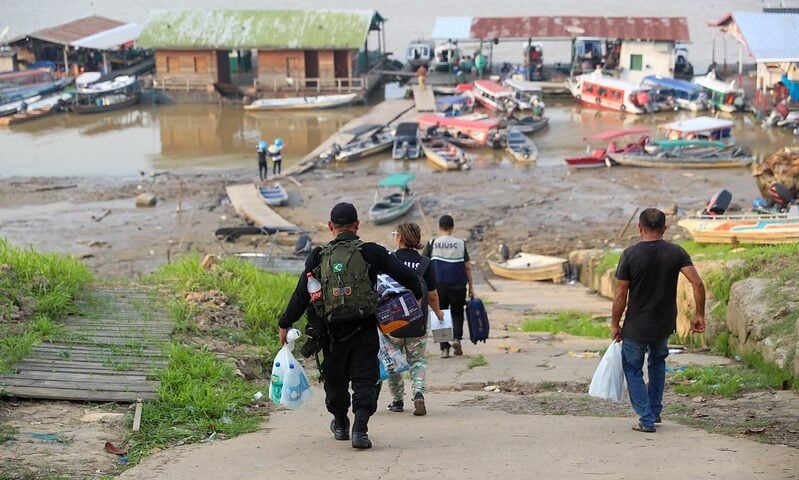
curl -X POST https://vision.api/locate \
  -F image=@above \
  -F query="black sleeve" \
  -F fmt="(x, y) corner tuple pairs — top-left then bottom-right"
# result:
(421, 257), (436, 291)
(421, 239), (433, 258)
(277, 248), (320, 329)
(463, 242), (470, 262)
(368, 243), (424, 299)
(615, 250), (630, 281)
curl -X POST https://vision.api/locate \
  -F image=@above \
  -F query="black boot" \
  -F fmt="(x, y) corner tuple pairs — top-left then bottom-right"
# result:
(329, 416), (349, 441)
(351, 409), (372, 449)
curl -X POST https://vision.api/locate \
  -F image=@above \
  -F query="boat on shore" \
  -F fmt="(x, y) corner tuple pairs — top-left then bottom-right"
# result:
(504, 115), (549, 134)
(392, 122), (421, 160)
(257, 183), (289, 206)
(73, 75), (140, 114)
(567, 70), (657, 114)
(505, 128), (538, 162)
(334, 130), (394, 162)
(693, 71), (745, 113)
(369, 173), (416, 224)
(228, 252), (306, 275)
(564, 128), (651, 168)
(678, 207), (799, 244)
(244, 93), (357, 111)
(421, 137), (469, 170)
(488, 253), (567, 282)
(608, 140), (753, 168)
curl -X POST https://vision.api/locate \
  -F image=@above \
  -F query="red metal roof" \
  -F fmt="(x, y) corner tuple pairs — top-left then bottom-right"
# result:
(471, 16), (690, 42)
(473, 80), (511, 96)
(27, 16), (125, 46)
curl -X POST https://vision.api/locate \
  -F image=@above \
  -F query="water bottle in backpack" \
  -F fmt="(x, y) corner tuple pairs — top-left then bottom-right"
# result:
(306, 272), (322, 302)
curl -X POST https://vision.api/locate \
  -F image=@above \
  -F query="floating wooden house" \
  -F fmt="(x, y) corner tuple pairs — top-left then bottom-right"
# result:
(137, 9), (386, 96)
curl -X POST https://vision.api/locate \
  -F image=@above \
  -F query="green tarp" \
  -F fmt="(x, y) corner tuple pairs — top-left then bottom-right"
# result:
(378, 173), (415, 188)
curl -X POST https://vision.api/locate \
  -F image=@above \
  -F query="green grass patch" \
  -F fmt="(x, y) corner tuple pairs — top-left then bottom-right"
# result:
(467, 354), (487, 369)
(126, 343), (263, 466)
(0, 239), (91, 373)
(596, 250), (622, 275)
(520, 311), (610, 338)
(152, 254), (297, 360)
(670, 363), (786, 398)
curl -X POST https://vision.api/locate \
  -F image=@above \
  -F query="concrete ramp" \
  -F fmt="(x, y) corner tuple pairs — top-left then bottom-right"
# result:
(412, 85), (436, 112)
(225, 184), (298, 230)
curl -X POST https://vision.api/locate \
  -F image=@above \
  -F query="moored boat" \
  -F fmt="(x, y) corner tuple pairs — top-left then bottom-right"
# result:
(420, 137), (469, 170)
(567, 69), (657, 113)
(505, 128), (538, 162)
(472, 80), (516, 112)
(0, 92), (71, 126)
(406, 40), (435, 69)
(693, 71), (745, 113)
(257, 183), (289, 206)
(73, 75), (140, 114)
(642, 75), (707, 111)
(369, 173), (416, 224)
(504, 115), (549, 134)
(488, 253), (567, 282)
(678, 208), (799, 244)
(417, 114), (500, 147)
(564, 128), (651, 168)
(392, 122), (421, 160)
(244, 93), (357, 111)
(503, 78), (546, 115)
(334, 130), (394, 162)
(608, 141), (753, 168)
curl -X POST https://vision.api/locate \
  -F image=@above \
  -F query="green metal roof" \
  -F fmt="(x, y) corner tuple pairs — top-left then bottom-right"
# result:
(378, 173), (415, 188)
(653, 139), (727, 149)
(138, 9), (383, 50)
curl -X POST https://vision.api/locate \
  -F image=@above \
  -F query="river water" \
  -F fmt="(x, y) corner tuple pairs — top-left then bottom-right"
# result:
(2, 0), (799, 177)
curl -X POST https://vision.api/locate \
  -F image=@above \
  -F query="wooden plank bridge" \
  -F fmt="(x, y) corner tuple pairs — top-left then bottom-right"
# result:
(0, 286), (172, 402)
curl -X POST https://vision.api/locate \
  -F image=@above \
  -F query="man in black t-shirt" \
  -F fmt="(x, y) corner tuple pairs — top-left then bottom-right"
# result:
(611, 208), (706, 433)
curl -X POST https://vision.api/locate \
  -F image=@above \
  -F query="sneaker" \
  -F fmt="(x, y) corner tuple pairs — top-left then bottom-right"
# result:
(440, 348), (450, 359)
(452, 340), (463, 356)
(387, 400), (404, 413)
(413, 392), (426, 416)
(632, 423), (656, 433)
(655, 415), (662, 424)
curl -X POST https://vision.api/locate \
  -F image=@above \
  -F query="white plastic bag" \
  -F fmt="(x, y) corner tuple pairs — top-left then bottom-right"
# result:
(588, 341), (625, 403)
(429, 309), (453, 343)
(377, 328), (410, 381)
(269, 329), (313, 409)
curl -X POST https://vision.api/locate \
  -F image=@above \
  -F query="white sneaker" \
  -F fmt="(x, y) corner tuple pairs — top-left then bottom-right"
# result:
(440, 348), (450, 359)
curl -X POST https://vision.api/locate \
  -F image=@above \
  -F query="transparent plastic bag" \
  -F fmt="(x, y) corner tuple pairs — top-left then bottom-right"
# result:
(377, 328), (410, 381)
(588, 341), (625, 403)
(269, 329), (313, 409)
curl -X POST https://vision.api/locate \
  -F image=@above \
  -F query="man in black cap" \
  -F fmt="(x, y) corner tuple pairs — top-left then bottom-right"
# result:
(278, 202), (423, 449)
(611, 208), (705, 433)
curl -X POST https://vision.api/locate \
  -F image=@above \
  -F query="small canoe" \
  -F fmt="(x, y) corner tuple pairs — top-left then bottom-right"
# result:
(0, 106), (53, 126)
(335, 130), (394, 162)
(488, 253), (567, 282)
(244, 93), (358, 111)
(505, 128), (538, 162)
(421, 137), (469, 170)
(369, 173), (416, 224)
(228, 253), (306, 275)
(258, 183), (289, 206)
(506, 116), (549, 134)
(678, 210), (799, 244)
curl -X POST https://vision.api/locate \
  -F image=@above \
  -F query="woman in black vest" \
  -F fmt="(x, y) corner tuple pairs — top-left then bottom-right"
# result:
(386, 222), (444, 416)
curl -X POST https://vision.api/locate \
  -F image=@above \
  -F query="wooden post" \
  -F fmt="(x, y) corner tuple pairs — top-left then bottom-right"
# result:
(102, 51), (110, 75)
(132, 398), (143, 432)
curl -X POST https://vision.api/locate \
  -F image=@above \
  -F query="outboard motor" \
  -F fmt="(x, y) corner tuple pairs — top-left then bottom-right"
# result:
(702, 189), (732, 216)
(769, 183), (793, 209)
(294, 234), (313, 256)
(499, 243), (510, 261)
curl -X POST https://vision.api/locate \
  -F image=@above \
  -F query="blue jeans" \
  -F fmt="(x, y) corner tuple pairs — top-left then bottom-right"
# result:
(621, 336), (669, 428)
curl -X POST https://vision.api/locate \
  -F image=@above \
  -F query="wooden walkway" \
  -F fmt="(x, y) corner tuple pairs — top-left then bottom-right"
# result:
(412, 85), (436, 112)
(0, 286), (171, 402)
(225, 183), (299, 230)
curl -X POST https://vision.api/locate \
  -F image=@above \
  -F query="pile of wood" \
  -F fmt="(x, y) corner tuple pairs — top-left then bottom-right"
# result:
(752, 147), (799, 199)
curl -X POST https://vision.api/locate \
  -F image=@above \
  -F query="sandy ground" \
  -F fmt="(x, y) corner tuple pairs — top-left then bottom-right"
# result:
(0, 159), (761, 278)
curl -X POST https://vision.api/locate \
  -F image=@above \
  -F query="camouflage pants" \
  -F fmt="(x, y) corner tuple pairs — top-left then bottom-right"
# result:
(386, 336), (427, 401)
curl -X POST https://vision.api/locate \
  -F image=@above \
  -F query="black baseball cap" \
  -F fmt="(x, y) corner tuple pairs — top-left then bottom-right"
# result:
(330, 202), (358, 225)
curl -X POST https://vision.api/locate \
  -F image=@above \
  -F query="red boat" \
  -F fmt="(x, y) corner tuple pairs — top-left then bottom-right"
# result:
(564, 128), (650, 168)
(417, 114), (501, 146)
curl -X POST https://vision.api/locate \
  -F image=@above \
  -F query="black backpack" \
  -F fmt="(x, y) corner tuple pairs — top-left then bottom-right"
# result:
(389, 255), (430, 338)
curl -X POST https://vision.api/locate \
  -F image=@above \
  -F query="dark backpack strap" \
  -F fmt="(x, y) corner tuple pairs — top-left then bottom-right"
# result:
(416, 256), (431, 285)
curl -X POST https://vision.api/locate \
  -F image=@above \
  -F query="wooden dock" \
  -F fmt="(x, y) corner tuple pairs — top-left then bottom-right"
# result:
(225, 183), (298, 230)
(0, 286), (171, 402)
(412, 85), (436, 112)
(284, 99), (415, 176)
